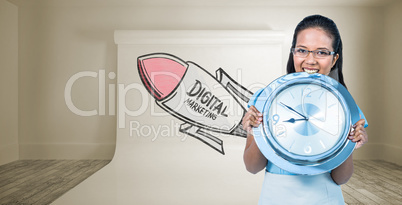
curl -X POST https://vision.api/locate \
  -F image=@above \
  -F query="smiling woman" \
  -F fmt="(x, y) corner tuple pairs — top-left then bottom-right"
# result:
(292, 28), (339, 75)
(242, 14), (369, 205)
(286, 14), (346, 88)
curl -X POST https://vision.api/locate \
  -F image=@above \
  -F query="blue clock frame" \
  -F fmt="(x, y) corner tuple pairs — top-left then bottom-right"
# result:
(250, 72), (360, 175)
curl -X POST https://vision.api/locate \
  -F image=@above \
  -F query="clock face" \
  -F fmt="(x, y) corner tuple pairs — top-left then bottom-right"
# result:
(251, 72), (359, 174)
(267, 83), (346, 157)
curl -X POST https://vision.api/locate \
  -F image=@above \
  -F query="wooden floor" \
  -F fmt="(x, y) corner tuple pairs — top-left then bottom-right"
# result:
(0, 160), (110, 205)
(0, 160), (401, 205)
(343, 160), (402, 205)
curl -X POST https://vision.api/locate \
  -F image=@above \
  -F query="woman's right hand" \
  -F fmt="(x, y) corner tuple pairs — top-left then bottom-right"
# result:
(242, 105), (263, 134)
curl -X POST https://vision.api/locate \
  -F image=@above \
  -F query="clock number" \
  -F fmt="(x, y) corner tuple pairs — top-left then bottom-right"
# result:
(320, 140), (326, 149)
(275, 124), (287, 138)
(303, 87), (312, 98)
(304, 145), (312, 154)
(272, 114), (280, 125)
(319, 91), (324, 99)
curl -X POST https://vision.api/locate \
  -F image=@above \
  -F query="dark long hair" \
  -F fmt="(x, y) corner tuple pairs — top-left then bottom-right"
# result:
(286, 15), (346, 88)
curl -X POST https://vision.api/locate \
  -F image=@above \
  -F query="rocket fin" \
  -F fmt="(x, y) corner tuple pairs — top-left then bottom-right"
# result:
(215, 68), (252, 138)
(215, 68), (253, 104)
(179, 123), (225, 155)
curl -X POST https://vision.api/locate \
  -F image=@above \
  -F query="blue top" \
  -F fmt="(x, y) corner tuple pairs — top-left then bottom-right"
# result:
(248, 88), (369, 175)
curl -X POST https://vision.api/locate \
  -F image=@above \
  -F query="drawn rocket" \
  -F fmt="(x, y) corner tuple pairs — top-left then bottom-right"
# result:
(137, 53), (253, 154)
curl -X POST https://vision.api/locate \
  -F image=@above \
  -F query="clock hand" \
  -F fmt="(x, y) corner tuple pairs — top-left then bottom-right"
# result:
(283, 118), (308, 123)
(280, 102), (308, 119)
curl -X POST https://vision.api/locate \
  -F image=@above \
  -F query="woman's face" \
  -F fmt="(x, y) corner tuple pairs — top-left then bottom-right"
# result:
(293, 28), (339, 75)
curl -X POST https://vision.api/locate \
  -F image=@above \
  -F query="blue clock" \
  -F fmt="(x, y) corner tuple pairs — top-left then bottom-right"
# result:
(250, 72), (360, 175)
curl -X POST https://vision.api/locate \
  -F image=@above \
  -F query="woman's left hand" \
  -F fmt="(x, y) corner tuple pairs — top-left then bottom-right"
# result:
(348, 119), (368, 149)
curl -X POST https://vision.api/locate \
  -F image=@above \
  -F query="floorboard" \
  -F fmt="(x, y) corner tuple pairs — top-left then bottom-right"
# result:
(342, 160), (402, 205)
(0, 159), (400, 204)
(0, 160), (110, 205)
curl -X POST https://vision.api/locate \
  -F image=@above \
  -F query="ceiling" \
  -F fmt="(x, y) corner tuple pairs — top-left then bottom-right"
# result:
(8, 0), (398, 7)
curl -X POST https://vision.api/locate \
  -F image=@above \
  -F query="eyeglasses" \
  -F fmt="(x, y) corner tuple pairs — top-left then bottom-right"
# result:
(291, 48), (336, 58)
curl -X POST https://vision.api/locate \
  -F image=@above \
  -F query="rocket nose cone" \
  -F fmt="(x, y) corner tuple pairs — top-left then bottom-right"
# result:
(138, 53), (188, 100)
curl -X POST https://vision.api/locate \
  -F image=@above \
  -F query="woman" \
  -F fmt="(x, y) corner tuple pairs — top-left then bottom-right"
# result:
(242, 15), (368, 204)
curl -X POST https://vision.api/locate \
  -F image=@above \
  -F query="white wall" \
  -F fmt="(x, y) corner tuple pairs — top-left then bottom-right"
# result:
(383, 1), (402, 164)
(4, 0), (401, 164)
(16, 4), (118, 159)
(0, 0), (18, 165)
